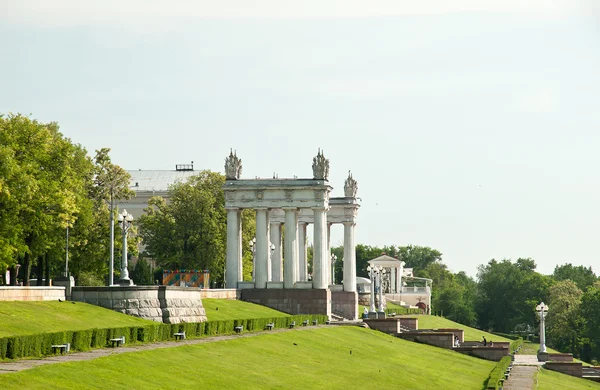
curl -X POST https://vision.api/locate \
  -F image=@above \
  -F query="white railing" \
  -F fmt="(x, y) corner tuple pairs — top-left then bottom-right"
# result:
(400, 286), (431, 294)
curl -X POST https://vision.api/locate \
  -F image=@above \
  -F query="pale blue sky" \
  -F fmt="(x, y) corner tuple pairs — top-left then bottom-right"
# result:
(2, 1), (599, 276)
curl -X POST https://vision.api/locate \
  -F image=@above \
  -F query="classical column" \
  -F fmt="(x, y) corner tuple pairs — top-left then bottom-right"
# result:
(298, 222), (308, 282)
(390, 267), (396, 294)
(327, 222), (332, 285)
(270, 222), (283, 282)
(312, 207), (328, 289)
(254, 208), (269, 289)
(226, 208), (242, 288)
(283, 208), (298, 289)
(342, 222), (356, 292)
(397, 263), (403, 294)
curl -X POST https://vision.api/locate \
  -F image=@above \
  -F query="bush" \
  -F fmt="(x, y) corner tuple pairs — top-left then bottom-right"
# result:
(510, 338), (523, 353)
(486, 356), (511, 389)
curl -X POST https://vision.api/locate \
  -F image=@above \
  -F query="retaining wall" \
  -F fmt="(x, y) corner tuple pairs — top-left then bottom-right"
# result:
(0, 286), (65, 301)
(545, 362), (583, 377)
(72, 286), (207, 324)
(454, 346), (509, 361)
(398, 331), (454, 349)
(437, 328), (464, 343)
(399, 317), (418, 330)
(241, 288), (331, 318)
(363, 318), (402, 334)
(331, 290), (358, 320)
(199, 289), (240, 299)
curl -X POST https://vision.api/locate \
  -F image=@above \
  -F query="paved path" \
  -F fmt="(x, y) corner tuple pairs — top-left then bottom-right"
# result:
(502, 355), (543, 390)
(0, 325), (322, 374)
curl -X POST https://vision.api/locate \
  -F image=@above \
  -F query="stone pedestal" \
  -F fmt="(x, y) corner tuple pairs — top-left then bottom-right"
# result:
(115, 278), (135, 287)
(53, 276), (75, 299)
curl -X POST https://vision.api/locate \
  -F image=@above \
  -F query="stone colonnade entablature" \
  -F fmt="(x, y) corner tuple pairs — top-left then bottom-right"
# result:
(223, 149), (359, 292)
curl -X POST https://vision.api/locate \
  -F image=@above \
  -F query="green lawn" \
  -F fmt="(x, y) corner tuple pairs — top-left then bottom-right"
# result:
(0, 326), (496, 389)
(405, 315), (511, 342)
(537, 368), (600, 390)
(0, 301), (154, 338)
(202, 298), (288, 321)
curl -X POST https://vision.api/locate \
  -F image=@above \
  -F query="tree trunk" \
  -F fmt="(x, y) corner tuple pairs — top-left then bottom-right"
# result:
(8, 265), (16, 286)
(44, 253), (50, 286)
(23, 251), (31, 286)
(37, 256), (44, 286)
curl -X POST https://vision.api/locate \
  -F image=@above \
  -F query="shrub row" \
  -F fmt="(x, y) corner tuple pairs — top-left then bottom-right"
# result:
(509, 337), (523, 353)
(485, 355), (511, 390)
(0, 314), (327, 360)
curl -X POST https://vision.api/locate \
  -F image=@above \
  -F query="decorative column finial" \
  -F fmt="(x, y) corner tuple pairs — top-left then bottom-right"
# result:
(312, 148), (330, 181)
(225, 149), (242, 180)
(344, 170), (358, 197)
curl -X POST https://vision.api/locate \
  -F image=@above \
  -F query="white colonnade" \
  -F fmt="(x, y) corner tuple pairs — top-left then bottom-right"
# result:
(223, 150), (359, 291)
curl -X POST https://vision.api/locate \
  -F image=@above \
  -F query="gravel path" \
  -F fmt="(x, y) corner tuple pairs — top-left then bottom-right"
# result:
(0, 325), (322, 374)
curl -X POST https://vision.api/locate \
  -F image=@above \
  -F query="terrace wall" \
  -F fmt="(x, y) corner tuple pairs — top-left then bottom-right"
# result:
(72, 286), (207, 324)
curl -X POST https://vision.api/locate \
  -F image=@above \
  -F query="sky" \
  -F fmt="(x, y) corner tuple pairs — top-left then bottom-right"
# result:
(1, 1), (600, 277)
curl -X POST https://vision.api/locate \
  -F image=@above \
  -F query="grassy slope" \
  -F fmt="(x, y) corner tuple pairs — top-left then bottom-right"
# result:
(0, 327), (495, 390)
(404, 315), (511, 342)
(202, 298), (288, 321)
(537, 368), (600, 390)
(0, 301), (154, 338)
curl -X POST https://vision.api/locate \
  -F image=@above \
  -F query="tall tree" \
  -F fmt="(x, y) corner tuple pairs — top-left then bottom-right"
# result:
(0, 114), (94, 285)
(91, 148), (134, 285)
(546, 280), (584, 356)
(553, 263), (598, 291)
(138, 170), (255, 286)
(476, 258), (553, 333)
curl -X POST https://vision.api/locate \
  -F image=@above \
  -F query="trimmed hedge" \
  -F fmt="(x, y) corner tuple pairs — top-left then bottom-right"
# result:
(485, 355), (511, 389)
(0, 314), (327, 360)
(510, 337), (523, 353)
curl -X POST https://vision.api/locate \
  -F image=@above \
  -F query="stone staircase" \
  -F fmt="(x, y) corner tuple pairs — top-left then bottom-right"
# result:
(583, 366), (600, 382)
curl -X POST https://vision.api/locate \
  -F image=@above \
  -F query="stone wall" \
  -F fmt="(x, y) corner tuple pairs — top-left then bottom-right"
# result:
(454, 346), (509, 362)
(199, 289), (240, 299)
(545, 362), (583, 377)
(72, 286), (207, 324)
(241, 289), (331, 317)
(547, 353), (574, 362)
(437, 328), (464, 343)
(0, 286), (65, 301)
(364, 318), (401, 334)
(398, 331), (454, 349)
(331, 290), (358, 320)
(399, 317), (418, 330)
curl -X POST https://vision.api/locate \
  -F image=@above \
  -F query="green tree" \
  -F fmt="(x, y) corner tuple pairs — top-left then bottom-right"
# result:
(546, 280), (584, 356)
(91, 148), (134, 284)
(553, 263), (598, 291)
(476, 258), (553, 333)
(131, 257), (153, 285)
(138, 171), (255, 286)
(580, 281), (600, 363)
(0, 114), (94, 285)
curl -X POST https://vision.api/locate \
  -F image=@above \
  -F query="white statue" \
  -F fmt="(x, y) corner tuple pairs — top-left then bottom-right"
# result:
(224, 149), (242, 180)
(312, 149), (330, 181)
(344, 171), (358, 197)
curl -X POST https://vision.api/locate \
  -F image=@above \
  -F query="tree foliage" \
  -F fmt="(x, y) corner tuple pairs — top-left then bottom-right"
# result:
(138, 171), (255, 286)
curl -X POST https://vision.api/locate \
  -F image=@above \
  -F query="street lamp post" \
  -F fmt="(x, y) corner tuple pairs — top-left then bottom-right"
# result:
(378, 268), (387, 313)
(367, 264), (376, 313)
(536, 302), (549, 353)
(116, 209), (134, 286)
(331, 254), (337, 285)
(249, 238), (256, 281)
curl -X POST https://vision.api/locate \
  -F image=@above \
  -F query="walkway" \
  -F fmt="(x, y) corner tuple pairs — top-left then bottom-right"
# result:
(502, 355), (543, 390)
(0, 325), (322, 374)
